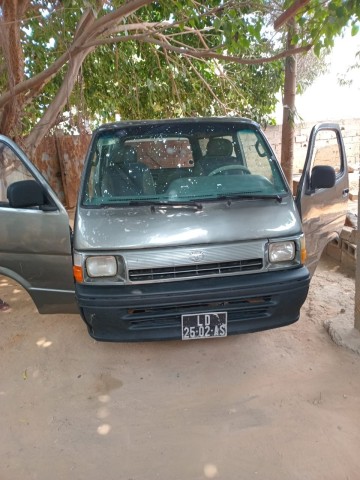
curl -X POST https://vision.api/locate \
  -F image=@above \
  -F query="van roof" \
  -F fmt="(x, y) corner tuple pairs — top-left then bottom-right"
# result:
(96, 117), (260, 133)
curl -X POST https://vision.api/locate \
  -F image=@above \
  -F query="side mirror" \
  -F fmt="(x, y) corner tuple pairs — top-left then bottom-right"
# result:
(7, 180), (45, 208)
(310, 165), (336, 190)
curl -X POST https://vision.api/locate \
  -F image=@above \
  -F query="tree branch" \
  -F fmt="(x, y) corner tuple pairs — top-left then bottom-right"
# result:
(84, 33), (312, 65)
(107, 21), (172, 36)
(24, 46), (95, 154)
(274, 0), (312, 30)
(79, 0), (154, 42)
(184, 56), (228, 113)
(0, 7), (96, 109)
(0, 1), (153, 109)
(162, 48), (183, 112)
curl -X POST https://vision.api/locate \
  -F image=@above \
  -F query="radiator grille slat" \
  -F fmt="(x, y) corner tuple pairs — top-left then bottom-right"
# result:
(129, 258), (263, 282)
(127, 295), (274, 330)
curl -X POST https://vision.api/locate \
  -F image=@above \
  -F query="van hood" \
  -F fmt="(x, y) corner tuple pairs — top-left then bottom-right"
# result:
(74, 197), (302, 251)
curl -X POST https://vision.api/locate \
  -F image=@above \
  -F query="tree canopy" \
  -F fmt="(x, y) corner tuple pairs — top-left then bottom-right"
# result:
(0, 0), (359, 156)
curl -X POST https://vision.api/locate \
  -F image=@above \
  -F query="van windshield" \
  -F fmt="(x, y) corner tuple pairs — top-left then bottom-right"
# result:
(82, 121), (288, 206)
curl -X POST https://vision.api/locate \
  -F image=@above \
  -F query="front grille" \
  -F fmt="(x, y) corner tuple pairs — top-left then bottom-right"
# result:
(129, 258), (263, 282)
(127, 295), (273, 330)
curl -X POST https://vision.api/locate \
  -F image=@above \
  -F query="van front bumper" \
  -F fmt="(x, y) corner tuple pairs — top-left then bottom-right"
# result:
(76, 267), (310, 342)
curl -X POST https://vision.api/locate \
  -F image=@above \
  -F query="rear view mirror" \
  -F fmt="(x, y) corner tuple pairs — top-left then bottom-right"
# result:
(310, 165), (336, 190)
(7, 180), (45, 208)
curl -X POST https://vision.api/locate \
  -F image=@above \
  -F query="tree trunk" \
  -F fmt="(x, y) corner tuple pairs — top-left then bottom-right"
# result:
(0, 0), (29, 143)
(355, 182), (360, 331)
(24, 47), (94, 158)
(280, 21), (297, 191)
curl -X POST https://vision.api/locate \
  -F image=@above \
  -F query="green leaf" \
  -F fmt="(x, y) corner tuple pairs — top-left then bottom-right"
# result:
(314, 42), (322, 57)
(351, 24), (359, 36)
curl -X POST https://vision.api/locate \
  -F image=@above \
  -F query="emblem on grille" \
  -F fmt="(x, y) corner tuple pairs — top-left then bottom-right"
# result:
(189, 250), (205, 262)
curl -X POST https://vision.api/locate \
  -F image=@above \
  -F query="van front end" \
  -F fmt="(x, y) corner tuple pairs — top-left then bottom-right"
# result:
(74, 118), (309, 342)
(73, 231), (309, 342)
(75, 266), (309, 342)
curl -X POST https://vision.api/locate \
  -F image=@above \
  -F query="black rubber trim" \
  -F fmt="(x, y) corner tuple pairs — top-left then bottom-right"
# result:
(76, 267), (310, 342)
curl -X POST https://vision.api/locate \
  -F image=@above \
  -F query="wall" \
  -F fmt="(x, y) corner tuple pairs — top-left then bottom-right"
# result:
(264, 118), (360, 173)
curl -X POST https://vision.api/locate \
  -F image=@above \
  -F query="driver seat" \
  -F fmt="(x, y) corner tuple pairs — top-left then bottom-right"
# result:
(195, 138), (238, 175)
(102, 145), (156, 196)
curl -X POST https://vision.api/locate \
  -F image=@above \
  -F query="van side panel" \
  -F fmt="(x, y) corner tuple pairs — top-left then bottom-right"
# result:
(0, 207), (77, 314)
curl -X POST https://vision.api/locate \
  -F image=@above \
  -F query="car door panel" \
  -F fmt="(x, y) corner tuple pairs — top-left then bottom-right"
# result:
(0, 136), (77, 314)
(295, 123), (348, 276)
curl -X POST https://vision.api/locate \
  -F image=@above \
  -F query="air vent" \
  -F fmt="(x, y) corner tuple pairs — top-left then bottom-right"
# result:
(129, 258), (263, 282)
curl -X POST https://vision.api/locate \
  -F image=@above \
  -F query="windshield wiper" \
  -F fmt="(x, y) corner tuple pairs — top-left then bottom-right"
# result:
(128, 200), (203, 210)
(211, 194), (284, 204)
(90, 199), (203, 209)
(96, 194), (283, 209)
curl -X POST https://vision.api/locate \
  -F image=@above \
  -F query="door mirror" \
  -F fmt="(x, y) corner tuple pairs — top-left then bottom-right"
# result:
(310, 165), (336, 191)
(7, 180), (45, 208)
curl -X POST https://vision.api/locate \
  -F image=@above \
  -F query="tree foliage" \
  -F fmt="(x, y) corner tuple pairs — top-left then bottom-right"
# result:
(296, 49), (329, 94)
(0, 0), (300, 154)
(0, 0), (359, 157)
(338, 48), (360, 87)
(289, 0), (360, 55)
(3, 2), (288, 135)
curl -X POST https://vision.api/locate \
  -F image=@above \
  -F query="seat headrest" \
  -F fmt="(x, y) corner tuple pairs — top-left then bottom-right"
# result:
(123, 146), (137, 163)
(110, 144), (138, 164)
(206, 138), (233, 157)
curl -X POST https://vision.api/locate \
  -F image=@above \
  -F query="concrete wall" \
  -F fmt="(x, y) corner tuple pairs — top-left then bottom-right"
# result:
(264, 118), (360, 173)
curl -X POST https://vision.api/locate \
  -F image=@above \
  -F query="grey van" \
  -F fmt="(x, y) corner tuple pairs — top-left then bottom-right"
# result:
(0, 118), (348, 341)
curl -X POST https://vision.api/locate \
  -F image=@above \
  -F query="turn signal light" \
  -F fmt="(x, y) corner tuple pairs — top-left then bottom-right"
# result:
(300, 236), (307, 264)
(73, 265), (84, 283)
(301, 246), (307, 264)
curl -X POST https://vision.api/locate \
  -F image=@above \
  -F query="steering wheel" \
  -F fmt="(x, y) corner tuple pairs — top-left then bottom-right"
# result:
(208, 164), (251, 176)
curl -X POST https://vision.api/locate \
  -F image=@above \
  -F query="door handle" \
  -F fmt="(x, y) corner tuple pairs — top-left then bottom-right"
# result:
(342, 188), (349, 197)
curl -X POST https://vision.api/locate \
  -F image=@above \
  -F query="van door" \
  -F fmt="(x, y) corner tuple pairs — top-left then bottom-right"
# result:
(295, 123), (349, 275)
(0, 135), (77, 313)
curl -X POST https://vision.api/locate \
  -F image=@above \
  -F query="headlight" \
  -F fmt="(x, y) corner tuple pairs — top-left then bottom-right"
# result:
(269, 241), (295, 263)
(86, 256), (117, 278)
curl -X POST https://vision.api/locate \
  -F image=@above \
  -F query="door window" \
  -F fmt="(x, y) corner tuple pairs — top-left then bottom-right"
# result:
(0, 142), (33, 203)
(311, 129), (343, 174)
(237, 129), (274, 181)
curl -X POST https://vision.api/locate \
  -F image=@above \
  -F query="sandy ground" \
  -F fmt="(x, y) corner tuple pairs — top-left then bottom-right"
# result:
(0, 254), (359, 480)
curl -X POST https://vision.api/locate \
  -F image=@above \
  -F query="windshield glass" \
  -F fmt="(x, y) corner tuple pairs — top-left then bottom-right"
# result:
(82, 121), (288, 206)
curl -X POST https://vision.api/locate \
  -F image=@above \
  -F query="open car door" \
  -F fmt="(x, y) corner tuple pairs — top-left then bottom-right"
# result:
(0, 135), (77, 313)
(295, 123), (349, 276)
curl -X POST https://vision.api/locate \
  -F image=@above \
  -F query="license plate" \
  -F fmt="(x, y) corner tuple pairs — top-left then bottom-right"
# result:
(181, 312), (227, 340)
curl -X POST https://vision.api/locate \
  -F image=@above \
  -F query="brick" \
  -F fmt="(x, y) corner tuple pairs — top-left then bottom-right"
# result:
(349, 192), (358, 201)
(295, 135), (307, 143)
(349, 229), (359, 245)
(345, 212), (358, 229)
(340, 226), (354, 241)
(341, 240), (357, 258)
(330, 237), (342, 248)
(326, 241), (342, 261)
(341, 250), (356, 272)
(293, 179), (299, 195)
(343, 130), (359, 143)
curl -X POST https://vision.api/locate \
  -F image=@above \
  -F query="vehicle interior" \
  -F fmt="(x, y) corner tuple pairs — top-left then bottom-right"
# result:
(83, 124), (288, 206)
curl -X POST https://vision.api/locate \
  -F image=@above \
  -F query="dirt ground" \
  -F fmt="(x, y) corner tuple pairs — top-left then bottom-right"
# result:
(0, 254), (359, 480)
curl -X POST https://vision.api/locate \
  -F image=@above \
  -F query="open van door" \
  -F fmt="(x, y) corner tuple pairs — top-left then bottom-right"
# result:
(0, 135), (77, 313)
(295, 123), (349, 276)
